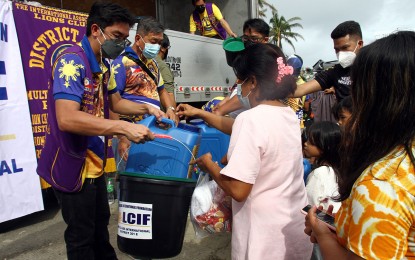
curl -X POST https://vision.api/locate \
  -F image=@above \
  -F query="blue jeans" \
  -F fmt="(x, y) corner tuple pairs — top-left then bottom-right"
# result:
(54, 175), (117, 260)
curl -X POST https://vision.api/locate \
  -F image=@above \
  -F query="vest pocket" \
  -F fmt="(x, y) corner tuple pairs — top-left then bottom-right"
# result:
(49, 147), (86, 192)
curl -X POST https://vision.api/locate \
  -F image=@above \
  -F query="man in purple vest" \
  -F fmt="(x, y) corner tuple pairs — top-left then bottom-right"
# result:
(37, 2), (164, 259)
(189, 0), (237, 39)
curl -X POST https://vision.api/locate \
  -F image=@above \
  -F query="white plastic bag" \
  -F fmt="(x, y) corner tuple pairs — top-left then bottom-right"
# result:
(190, 172), (232, 239)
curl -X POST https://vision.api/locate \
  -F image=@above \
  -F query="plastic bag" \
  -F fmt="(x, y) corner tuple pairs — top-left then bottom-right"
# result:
(190, 172), (232, 239)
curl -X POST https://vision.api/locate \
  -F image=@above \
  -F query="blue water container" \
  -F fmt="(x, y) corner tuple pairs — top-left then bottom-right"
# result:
(303, 159), (312, 183)
(125, 116), (201, 179)
(190, 119), (230, 168)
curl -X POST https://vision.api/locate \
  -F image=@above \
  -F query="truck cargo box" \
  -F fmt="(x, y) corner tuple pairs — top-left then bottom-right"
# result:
(128, 28), (236, 103)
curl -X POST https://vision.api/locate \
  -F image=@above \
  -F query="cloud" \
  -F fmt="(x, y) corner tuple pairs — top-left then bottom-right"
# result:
(266, 0), (415, 67)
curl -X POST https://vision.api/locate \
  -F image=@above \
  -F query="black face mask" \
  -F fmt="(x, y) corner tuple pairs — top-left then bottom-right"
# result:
(243, 40), (256, 48)
(101, 39), (125, 60)
(195, 5), (205, 13)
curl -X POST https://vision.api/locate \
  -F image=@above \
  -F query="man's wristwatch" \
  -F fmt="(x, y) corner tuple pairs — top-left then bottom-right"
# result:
(167, 106), (175, 111)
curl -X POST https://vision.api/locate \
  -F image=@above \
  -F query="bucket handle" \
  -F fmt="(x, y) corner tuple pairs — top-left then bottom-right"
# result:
(155, 117), (176, 130)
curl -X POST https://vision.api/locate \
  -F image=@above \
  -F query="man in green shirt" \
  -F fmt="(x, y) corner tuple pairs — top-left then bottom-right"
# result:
(155, 33), (176, 107)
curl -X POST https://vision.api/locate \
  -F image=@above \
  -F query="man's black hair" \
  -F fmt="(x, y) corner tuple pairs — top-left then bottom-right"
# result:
(86, 2), (134, 36)
(192, 0), (205, 5)
(136, 17), (164, 36)
(331, 20), (362, 40)
(243, 18), (270, 37)
(160, 33), (170, 49)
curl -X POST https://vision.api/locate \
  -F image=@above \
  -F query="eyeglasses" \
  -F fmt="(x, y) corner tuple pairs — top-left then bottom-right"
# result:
(241, 35), (264, 43)
(100, 28), (132, 47)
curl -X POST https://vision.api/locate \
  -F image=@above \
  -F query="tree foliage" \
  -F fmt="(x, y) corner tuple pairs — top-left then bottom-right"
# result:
(269, 11), (304, 51)
(257, 0), (276, 18)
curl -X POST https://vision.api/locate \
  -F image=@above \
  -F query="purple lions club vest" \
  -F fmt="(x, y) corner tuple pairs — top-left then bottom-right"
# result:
(193, 2), (227, 40)
(37, 44), (109, 192)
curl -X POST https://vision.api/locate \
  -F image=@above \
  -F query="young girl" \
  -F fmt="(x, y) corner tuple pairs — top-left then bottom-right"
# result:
(303, 121), (341, 260)
(303, 121), (341, 213)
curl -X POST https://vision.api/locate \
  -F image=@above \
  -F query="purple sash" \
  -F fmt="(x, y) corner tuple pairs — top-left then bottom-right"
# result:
(192, 2), (227, 40)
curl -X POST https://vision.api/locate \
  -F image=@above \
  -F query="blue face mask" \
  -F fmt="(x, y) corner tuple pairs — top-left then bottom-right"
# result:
(236, 78), (251, 109)
(140, 35), (160, 59)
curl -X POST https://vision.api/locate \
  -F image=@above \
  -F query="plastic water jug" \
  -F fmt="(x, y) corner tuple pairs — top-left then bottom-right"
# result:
(190, 119), (230, 169)
(303, 159), (312, 183)
(125, 116), (201, 179)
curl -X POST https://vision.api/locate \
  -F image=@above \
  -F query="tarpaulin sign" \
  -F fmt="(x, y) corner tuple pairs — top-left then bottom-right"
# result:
(0, 1), (43, 223)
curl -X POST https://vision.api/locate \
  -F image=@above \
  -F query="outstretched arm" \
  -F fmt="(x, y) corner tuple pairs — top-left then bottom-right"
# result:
(159, 88), (179, 124)
(213, 94), (242, 116)
(55, 99), (153, 143)
(219, 18), (237, 38)
(109, 91), (165, 120)
(176, 104), (234, 135)
(292, 79), (322, 98)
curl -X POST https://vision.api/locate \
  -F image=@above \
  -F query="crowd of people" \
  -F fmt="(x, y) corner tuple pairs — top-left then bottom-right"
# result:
(36, 1), (415, 259)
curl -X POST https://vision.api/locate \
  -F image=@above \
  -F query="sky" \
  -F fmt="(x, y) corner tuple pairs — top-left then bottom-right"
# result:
(265, 0), (415, 68)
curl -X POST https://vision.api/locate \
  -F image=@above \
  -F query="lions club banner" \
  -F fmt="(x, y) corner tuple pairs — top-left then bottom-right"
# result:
(0, 1), (43, 222)
(12, 2), (88, 189)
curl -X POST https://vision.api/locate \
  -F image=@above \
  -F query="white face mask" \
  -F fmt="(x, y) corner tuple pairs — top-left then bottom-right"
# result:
(236, 78), (251, 109)
(336, 42), (359, 68)
(139, 35), (160, 59)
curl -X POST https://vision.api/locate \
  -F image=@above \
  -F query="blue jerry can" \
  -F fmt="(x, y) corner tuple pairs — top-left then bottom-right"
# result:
(126, 116), (201, 179)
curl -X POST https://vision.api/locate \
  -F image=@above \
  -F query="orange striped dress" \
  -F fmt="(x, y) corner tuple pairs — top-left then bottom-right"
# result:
(335, 146), (415, 259)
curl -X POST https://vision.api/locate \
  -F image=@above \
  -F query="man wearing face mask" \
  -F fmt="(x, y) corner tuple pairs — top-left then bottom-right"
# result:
(155, 33), (176, 107)
(293, 20), (363, 102)
(112, 18), (178, 166)
(37, 3), (165, 259)
(213, 18), (269, 117)
(190, 0), (237, 39)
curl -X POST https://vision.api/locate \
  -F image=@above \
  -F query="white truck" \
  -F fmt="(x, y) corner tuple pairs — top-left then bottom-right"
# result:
(127, 28), (235, 104)
(154, 0), (259, 104)
(164, 30), (234, 104)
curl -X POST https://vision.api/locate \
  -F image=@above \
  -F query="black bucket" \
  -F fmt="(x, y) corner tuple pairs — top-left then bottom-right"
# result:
(223, 37), (245, 67)
(117, 172), (196, 259)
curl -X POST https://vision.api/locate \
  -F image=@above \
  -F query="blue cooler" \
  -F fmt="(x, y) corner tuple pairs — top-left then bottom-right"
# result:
(190, 119), (230, 169)
(125, 116), (201, 179)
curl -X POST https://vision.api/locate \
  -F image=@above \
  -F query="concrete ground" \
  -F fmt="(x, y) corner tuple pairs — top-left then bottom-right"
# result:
(0, 193), (231, 260)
